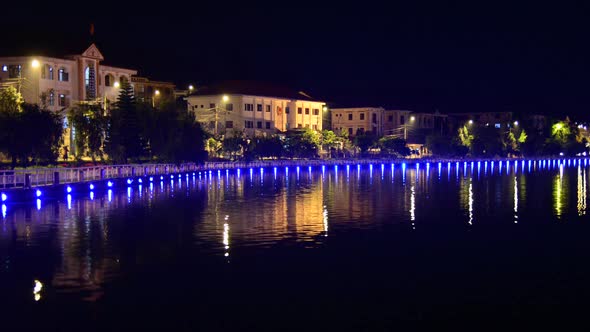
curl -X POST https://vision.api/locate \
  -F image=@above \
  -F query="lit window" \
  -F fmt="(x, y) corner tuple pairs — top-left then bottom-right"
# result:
(495, 123), (501, 128)
(58, 94), (66, 107)
(313, 109), (319, 115)
(58, 68), (68, 81)
(48, 67), (53, 80)
(1, 65), (6, 72)
(49, 92), (55, 106)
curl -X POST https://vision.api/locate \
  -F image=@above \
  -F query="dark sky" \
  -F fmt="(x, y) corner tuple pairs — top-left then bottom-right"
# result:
(2, 2), (590, 117)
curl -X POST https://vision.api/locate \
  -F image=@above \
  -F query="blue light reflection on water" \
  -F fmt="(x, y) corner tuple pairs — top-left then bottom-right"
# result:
(1, 160), (590, 313)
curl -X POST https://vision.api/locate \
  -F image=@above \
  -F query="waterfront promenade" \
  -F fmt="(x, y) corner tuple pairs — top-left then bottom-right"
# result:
(0, 157), (585, 202)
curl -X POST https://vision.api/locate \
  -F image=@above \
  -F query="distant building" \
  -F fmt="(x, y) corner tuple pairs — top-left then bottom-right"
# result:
(186, 81), (326, 136)
(448, 111), (514, 131)
(131, 76), (175, 106)
(331, 107), (385, 136)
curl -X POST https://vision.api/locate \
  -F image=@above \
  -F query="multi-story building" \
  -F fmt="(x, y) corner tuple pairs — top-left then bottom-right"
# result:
(331, 107), (385, 136)
(0, 43), (138, 111)
(186, 81), (326, 136)
(448, 111), (514, 131)
(131, 76), (175, 106)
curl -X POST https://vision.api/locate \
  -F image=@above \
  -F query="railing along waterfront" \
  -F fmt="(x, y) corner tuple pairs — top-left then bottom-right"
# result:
(0, 157), (586, 189)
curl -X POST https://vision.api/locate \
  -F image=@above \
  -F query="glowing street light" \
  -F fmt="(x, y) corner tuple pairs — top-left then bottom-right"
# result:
(410, 116), (416, 122)
(31, 59), (40, 68)
(114, 81), (120, 88)
(514, 121), (519, 126)
(188, 85), (194, 92)
(468, 120), (474, 125)
(155, 90), (160, 96)
(222, 95), (229, 102)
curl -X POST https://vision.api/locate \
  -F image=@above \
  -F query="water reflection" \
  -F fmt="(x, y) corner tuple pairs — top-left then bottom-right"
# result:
(1, 162), (590, 305)
(578, 166), (587, 216)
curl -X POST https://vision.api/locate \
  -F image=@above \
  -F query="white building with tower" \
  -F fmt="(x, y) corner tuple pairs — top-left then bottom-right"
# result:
(0, 43), (137, 111)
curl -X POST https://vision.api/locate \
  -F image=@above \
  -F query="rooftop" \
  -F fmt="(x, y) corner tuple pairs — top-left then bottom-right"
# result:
(188, 81), (321, 101)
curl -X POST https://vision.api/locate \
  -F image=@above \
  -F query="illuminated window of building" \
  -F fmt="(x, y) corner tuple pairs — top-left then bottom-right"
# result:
(313, 109), (319, 115)
(58, 94), (66, 107)
(266, 105), (271, 112)
(49, 92), (55, 106)
(495, 123), (501, 128)
(48, 66), (53, 80)
(58, 68), (68, 81)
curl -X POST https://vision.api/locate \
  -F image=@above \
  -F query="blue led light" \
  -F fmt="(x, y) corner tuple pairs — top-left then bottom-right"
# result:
(89, 184), (95, 190)
(1, 193), (6, 202)
(107, 181), (114, 187)
(35, 189), (42, 197)
(149, 177), (154, 182)
(127, 179), (133, 184)
(138, 178), (143, 184)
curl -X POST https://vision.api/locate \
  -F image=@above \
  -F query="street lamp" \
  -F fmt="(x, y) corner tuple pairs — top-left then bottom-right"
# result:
(31, 59), (40, 68)
(514, 121), (519, 127)
(114, 81), (120, 88)
(468, 120), (473, 125)
(189, 85), (194, 94)
(152, 89), (160, 108)
(213, 95), (230, 135)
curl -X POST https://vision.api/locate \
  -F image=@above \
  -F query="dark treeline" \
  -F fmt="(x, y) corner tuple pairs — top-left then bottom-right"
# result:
(0, 83), (207, 168)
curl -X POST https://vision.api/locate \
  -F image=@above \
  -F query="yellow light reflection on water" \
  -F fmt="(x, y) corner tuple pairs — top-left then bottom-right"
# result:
(33, 279), (43, 301)
(554, 165), (564, 218)
(410, 185), (415, 229)
(514, 176), (518, 223)
(468, 180), (473, 225)
(578, 166), (587, 216)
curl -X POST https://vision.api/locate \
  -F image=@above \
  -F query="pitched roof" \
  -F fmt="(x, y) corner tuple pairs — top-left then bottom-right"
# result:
(189, 80), (321, 101)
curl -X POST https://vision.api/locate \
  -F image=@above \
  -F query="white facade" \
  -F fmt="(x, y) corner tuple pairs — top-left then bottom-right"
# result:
(187, 94), (326, 136)
(0, 44), (137, 111)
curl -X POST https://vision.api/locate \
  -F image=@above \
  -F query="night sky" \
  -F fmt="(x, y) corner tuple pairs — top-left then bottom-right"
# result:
(1, 3), (590, 117)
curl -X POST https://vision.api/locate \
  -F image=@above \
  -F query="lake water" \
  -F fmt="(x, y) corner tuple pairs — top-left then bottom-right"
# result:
(2, 160), (590, 330)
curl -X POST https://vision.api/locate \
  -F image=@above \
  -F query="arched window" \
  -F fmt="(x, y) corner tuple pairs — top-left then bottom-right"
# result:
(85, 67), (90, 88)
(49, 91), (55, 106)
(48, 66), (53, 80)
(105, 74), (111, 86)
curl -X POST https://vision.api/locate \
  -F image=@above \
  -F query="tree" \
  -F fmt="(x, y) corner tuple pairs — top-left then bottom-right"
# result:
(354, 132), (378, 154)
(104, 81), (145, 163)
(68, 104), (107, 163)
(206, 137), (222, 159)
(379, 136), (410, 156)
(0, 86), (23, 114)
(285, 128), (321, 159)
(222, 131), (245, 160)
(458, 125), (473, 148)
